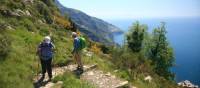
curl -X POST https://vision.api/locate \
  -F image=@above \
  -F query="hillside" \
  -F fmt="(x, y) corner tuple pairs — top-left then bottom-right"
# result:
(0, 0), (76, 87)
(55, 0), (123, 45)
(0, 0), (179, 88)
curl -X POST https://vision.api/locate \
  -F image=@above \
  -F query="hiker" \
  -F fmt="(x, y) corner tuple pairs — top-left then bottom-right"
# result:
(37, 36), (55, 81)
(71, 32), (85, 73)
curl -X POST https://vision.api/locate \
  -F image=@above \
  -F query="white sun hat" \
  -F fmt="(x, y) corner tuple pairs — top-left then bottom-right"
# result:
(44, 36), (51, 44)
(72, 32), (77, 37)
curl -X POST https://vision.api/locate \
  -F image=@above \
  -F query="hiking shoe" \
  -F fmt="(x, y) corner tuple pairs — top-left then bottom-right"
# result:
(77, 67), (84, 74)
(48, 77), (52, 82)
(77, 66), (83, 70)
(41, 75), (45, 79)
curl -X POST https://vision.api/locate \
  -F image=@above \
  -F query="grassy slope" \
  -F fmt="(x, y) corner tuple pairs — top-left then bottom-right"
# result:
(0, 0), (94, 88)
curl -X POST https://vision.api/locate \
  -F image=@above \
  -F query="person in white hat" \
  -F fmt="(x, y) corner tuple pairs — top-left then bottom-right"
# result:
(37, 36), (55, 81)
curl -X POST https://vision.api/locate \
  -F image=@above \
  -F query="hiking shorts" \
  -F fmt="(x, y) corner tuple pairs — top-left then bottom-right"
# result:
(74, 50), (82, 55)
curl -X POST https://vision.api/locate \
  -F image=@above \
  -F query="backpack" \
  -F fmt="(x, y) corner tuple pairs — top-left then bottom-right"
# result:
(40, 42), (54, 60)
(78, 37), (86, 50)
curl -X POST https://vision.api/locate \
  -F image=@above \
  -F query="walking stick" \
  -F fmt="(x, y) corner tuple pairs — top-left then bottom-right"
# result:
(37, 56), (39, 80)
(52, 49), (56, 78)
(36, 49), (40, 81)
(53, 54), (56, 78)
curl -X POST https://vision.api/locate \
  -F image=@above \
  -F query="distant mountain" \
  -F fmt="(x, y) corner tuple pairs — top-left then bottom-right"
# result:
(55, 0), (123, 45)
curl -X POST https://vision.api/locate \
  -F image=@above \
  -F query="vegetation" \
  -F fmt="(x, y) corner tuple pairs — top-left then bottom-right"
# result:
(0, 31), (11, 60)
(148, 22), (174, 80)
(0, 0), (75, 87)
(0, 0), (177, 88)
(127, 21), (147, 52)
(109, 21), (177, 88)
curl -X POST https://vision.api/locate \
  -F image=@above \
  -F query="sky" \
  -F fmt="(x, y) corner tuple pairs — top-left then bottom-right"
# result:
(58, 0), (200, 20)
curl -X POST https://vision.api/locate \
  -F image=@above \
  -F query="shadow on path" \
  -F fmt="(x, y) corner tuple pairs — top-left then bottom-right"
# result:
(73, 69), (84, 79)
(33, 77), (51, 88)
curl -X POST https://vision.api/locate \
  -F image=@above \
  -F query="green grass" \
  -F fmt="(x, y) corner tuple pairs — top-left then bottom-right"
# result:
(53, 71), (95, 88)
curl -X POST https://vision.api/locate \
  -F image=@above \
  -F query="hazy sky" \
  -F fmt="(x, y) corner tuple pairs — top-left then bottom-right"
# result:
(58, 0), (200, 20)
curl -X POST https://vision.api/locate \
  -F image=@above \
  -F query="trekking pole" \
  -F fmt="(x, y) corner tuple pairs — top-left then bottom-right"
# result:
(35, 53), (39, 80)
(53, 54), (56, 77)
(53, 49), (56, 77)
(37, 56), (40, 80)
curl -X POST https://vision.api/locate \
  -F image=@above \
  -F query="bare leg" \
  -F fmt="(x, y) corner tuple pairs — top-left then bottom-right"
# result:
(74, 53), (78, 64)
(77, 53), (83, 68)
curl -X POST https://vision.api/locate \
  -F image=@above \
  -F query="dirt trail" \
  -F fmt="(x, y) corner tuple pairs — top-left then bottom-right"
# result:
(33, 64), (134, 88)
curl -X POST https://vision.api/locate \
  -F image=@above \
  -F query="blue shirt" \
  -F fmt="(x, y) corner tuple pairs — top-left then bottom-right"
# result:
(73, 37), (80, 52)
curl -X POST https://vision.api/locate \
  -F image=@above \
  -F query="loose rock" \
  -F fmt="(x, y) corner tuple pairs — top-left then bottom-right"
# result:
(178, 80), (198, 88)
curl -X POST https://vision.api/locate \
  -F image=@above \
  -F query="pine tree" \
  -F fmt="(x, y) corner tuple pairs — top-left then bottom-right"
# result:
(149, 22), (174, 80)
(126, 21), (147, 52)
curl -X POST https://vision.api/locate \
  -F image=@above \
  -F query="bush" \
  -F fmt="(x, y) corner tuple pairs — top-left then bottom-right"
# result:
(54, 15), (71, 29)
(0, 32), (11, 59)
(19, 18), (36, 32)
(37, 1), (53, 24)
(38, 25), (51, 36)
(100, 44), (110, 54)
(126, 21), (147, 52)
(0, 20), (7, 31)
(41, 0), (55, 7)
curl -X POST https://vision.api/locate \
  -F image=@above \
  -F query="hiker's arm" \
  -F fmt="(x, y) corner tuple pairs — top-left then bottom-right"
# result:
(51, 43), (56, 53)
(72, 39), (79, 54)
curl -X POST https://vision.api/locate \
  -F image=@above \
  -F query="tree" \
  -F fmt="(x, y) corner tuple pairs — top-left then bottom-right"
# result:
(149, 22), (174, 80)
(126, 21), (147, 52)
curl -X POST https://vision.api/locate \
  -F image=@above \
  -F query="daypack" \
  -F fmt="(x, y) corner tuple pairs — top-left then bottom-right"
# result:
(78, 37), (86, 50)
(39, 42), (54, 60)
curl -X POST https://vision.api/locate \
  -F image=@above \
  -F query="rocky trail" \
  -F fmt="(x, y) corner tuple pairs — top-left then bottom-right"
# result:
(33, 64), (135, 88)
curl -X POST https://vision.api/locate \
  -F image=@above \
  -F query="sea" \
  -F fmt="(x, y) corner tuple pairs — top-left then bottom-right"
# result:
(106, 17), (200, 86)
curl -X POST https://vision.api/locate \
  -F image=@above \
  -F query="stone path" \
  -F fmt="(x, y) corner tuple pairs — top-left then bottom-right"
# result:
(33, 64), (132, 88)
(81, 69), (128, 88)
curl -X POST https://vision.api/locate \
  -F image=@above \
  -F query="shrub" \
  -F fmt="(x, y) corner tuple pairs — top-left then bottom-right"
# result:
(41, 0), (55, 7)
(54, 15), (71, 29)
(0, 32), (11, 59)
(0, 20), (7, 31)
(38, 25), (51, 36)
(100, 44), (110, 54)
(126, 21), (147, 52)
(90, 43), (101, 54)
(37, 1), (53, 24)
(20, 18), (36, 32)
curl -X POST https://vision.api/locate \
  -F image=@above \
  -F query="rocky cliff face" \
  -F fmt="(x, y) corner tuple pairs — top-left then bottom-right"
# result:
(55, 0), (123, 45)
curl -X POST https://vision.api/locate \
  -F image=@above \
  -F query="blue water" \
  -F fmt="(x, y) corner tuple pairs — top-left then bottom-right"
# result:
(106, 18), (200, 85)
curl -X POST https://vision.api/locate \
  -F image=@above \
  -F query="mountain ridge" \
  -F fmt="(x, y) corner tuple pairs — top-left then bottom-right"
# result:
(55, 0), (123, 45)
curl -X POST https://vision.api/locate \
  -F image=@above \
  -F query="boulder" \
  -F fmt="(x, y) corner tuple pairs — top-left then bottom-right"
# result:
(23, 0), (34, 4)
(6, 26), (14, 30)
(144, 75), (152, 82)
(178, 80), (198, 88)
(25, 10), (31, 16)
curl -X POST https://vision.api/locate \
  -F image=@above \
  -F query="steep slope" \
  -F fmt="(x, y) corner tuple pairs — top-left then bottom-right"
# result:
(0, 0), (76, 87)
(55, 0), (123, 45)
